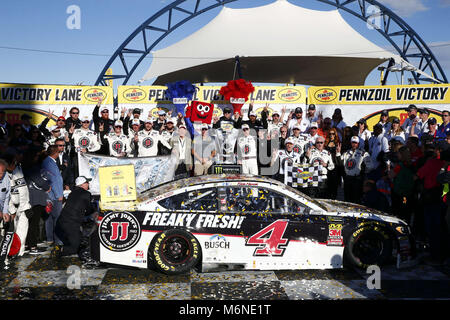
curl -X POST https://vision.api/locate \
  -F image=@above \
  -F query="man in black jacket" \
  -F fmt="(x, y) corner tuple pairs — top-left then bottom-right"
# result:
(53, 176), (95, 260)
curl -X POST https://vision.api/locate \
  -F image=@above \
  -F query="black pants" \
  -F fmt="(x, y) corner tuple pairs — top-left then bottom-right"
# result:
(344, 175), (363, 204)
(55, 220), (82, 256)
(26, 205), (46, 248)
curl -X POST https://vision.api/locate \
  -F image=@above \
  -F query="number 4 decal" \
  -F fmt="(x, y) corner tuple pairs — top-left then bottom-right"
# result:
(246, 220), (289, 256)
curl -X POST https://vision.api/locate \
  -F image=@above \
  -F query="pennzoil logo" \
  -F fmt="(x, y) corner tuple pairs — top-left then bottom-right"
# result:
(123, 87), (146, 102)
(314, 88), (337, 102)
(84, 88), (107, 102)
(278, 88), (301, 102)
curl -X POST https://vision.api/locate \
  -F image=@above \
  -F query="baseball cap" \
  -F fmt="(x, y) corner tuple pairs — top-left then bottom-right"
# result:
(406, 104), (418, 112)
(381, 110), (389, 116)
(242, 124), (250, 130)
(392, 117), (400, 124)
(49, 125), (60, 132)
(310, 122), (318, 128)
(100, 106), (109, 112)
(357, 118), (366, 124)
(308, 104), (316, 110)
(294, 107), (303, 113)
(166, 118), (175, 124)
(81, 116), (90, 122)
(114, 120), (123, 127)
(178, 124), (186, 129)
(249, 111), (257, 117)
(158, 110), (166, 116)
(131, 119), (140, 126)
(419, 108), (430, 115)
(351, 136), (360, 143)
(132, 108), (141, 114)
(75, 176), (91, 186)
(201, 123), (209, 130)
(293, 124), (301, 130)
(428, 117), (437, 125)
(223, 107), (232, 113)
(145, 117), (153, 124)
(285, 137), (294, 145)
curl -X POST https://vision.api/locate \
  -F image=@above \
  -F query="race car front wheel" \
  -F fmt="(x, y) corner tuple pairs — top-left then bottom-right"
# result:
(345, 226), (393, 269)
(149, 229), (201, 275)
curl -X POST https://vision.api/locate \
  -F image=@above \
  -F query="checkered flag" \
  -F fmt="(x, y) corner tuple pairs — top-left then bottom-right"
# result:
(284, 162), (327, 188)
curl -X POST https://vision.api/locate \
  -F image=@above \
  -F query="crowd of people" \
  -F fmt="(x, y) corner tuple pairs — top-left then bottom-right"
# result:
(0, 99), (450, 267)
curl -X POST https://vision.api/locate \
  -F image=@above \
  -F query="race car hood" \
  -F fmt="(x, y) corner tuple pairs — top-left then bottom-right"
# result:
(318, 199), (406, 225)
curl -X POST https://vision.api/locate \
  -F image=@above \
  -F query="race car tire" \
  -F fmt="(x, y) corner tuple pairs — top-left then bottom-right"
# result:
(149, 229), (201, 275)
(344, 225), (393, 269)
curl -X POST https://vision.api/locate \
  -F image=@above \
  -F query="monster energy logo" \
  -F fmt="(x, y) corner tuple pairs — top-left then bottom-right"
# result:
(212, 165), (242, 174)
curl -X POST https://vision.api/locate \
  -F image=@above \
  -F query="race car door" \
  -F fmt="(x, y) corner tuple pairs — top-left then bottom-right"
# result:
(219, 185), (343, 270)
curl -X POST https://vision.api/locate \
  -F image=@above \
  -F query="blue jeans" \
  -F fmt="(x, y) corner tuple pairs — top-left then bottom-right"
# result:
(45, 200), (63, 245)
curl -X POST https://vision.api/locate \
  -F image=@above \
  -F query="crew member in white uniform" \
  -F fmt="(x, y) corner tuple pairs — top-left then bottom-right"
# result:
(70, 116), (101, 153)
(101, 120), (130, 157)
(135, 118), (172, 157)
(290, 124), (309, 156)
(5, 156), (31, 256)
(271, 137), (301, 182)
(336, 136), (373, 204)
(237, 124), (259, 175)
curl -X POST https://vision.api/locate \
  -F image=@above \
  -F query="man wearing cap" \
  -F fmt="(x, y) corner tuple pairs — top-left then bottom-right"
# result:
(39, 110), (68, 139)
(287, 107), (309, 134)
(419, 117), (440, 144)
(270, 137), (301, 183)
(213, 107), (239, 164)
(69, 115), (101, 155)
(126, 108), (144, 131)
(127, 118), (143, 157)
(53, 176), (95, 260)
(267, 106), (286, 136)
(437, 110), (450, 140)
(416, 108), (431, 136)
(100, 120), (130, 157)
(290, 123), (310, 156)
(306, 104), (319, 126)
(378, 110), (391, 136)
(306, 122), (320, 148)
(368, 123), (389, 168)
(402, 104), (420, 139)
(236, 124), (259, 175)
(160, 118), (177, 156)
(92, 96), (114, 134)
(153, 109), (167, 132)
(171, 123), (192, 178)
(65, 107), (82, 132)
(134, 118), (172, 157)
(336, 137), (373, 204)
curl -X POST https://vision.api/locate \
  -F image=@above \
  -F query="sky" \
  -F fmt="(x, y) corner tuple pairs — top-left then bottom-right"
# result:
(0, 0), (449, 90)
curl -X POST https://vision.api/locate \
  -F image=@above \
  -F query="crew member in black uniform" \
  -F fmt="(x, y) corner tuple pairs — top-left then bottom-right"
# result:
(53, 176), (96, 261)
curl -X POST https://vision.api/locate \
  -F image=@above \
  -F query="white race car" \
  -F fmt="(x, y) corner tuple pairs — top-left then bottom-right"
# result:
(91, 175), (414, 274)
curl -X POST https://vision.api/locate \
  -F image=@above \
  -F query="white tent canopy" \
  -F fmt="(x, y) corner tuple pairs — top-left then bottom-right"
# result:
(141, 0), (407, 85)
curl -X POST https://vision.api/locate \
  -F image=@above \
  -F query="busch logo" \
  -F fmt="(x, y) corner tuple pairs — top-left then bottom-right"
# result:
(204, 234), (230, 250)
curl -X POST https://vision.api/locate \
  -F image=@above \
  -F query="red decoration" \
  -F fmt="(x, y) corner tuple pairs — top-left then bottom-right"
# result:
(219, 79), (255, 114)
(8, 233), (21, 257)
(185, 101), (215, 124)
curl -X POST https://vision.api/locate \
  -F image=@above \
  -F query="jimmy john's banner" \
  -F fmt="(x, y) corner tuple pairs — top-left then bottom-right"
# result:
(118, 85), (306, 122)
(0, 83), (114, 126)
(78, 153), (177, 196)
(308, 84), (450, 128)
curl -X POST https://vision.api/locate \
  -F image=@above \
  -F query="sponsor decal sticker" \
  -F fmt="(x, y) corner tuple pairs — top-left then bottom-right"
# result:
(278, 88), (301, 102)
(123, 87), (146, 102)
(99, 212), (141, 252)
(315, 88), (337, 103)
(204, 234), (230, 249)
(327, 224), (343, 246)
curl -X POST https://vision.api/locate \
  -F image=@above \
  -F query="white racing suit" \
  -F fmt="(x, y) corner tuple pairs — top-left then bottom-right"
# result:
(8, 165), (31, 256)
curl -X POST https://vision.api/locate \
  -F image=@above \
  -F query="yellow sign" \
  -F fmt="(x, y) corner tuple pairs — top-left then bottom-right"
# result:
(0, 83), (114, 105)
(118, 85), (307, 104)
(99, 164), (137, 202)
(308, 84), (450, 105)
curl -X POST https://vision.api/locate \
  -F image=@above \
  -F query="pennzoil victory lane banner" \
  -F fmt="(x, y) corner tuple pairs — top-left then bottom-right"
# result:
(0, 83), (114, 126)
(118, 85), (307, 122)
(308, 84), (450, 129)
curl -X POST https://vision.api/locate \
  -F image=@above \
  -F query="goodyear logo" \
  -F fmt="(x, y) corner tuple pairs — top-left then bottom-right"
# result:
(84, 88), (107, 102)
(314, 88), (337, 103)
(123, 88), (146, 102)
(278, 88), (301, 102)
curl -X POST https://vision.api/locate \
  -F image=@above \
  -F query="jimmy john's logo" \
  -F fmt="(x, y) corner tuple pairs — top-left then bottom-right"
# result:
(84, 88), (107, 102)
(315, 88), (337, 102)
(99, 212), (141, 252)
(278, 88), (301, 102)
(123, 88), (146, 102)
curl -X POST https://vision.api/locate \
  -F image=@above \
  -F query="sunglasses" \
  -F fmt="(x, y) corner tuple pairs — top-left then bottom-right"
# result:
(82, 121), (90, 124)
(316, 142), (324, 144)
(101, 110), (109, 113)
(71, 112), (79, 115)
(56, 144), (65, 147)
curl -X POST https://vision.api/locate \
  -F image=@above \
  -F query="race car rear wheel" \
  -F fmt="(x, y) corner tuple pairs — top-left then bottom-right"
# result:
(345, 225), (393, 269)
(149, 229), (201, 275)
